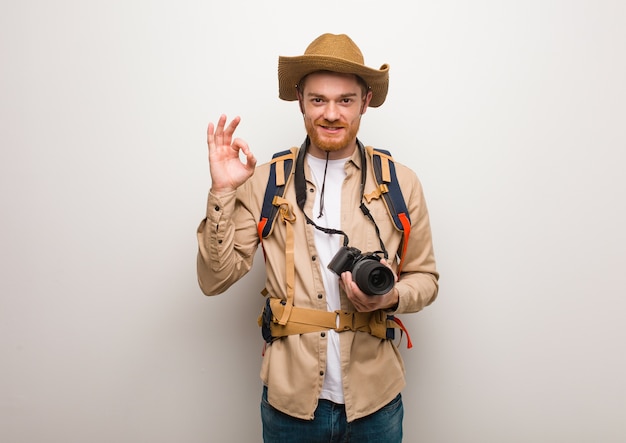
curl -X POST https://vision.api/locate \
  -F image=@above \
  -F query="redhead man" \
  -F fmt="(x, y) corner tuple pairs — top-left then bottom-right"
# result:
(197, 33), (438, 442)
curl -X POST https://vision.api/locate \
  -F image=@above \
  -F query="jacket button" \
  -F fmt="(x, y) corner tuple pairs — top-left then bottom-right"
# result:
(317, 293), (323, 299)
(321, 332), (326, 338)
(320, 371), (324, 376)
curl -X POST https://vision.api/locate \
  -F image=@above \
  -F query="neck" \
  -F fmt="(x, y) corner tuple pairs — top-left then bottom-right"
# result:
(307, 139), (357, 160)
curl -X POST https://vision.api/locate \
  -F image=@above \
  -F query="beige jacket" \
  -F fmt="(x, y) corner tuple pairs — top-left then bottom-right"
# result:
(197, 143), (438, 422)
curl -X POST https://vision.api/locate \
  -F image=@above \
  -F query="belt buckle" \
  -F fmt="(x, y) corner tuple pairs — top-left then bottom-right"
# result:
(335, 310), (354, 332)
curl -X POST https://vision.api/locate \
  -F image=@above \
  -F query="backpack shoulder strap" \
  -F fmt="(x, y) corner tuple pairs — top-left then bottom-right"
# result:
(257, 147), (298, 240)
(366, 146), (412, 274)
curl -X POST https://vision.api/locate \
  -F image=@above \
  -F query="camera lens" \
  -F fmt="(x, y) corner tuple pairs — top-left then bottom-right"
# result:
(352, 259), (394, 296)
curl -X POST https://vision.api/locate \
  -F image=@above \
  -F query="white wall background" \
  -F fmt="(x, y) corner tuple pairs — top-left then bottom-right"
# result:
(1, 1), (625, 442)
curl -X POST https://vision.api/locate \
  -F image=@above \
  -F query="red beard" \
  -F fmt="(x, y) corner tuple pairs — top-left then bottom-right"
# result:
(305, 117), (360, 152)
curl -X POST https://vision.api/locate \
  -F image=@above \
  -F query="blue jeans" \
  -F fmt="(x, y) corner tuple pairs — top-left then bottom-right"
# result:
(261, 386), (403, 443)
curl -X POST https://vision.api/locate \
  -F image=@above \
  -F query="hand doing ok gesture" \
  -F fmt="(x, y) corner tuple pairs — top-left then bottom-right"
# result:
(207, 115), (257, 193)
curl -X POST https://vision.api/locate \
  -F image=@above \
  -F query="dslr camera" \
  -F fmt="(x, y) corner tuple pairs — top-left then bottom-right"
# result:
(327, 246), (395, 296)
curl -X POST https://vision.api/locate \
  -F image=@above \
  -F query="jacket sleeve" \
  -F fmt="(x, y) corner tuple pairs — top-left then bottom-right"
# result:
(196, 182), (260, 296)
(393, 170), (439, 314)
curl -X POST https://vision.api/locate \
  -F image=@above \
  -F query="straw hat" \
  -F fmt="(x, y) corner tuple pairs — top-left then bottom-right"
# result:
(278, 33), (389, 107)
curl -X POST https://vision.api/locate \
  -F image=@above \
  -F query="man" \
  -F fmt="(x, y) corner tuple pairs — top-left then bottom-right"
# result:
(197, 33), (438, 442)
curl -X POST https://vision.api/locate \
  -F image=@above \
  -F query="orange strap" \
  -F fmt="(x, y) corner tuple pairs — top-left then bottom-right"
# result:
(397, 212), (411, 276)
(257, 218), (268, 261)
(390, 316), (413, 349)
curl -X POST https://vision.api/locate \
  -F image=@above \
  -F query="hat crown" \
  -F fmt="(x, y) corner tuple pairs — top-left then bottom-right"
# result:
(304, 33), (365, 65)
(278, 33), (389, 107)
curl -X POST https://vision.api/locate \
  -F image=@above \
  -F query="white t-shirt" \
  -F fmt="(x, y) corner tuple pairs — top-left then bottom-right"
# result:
(306, 154), (347, 404)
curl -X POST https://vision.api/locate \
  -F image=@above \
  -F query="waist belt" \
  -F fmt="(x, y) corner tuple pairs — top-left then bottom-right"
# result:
(258, 297), (412, 347)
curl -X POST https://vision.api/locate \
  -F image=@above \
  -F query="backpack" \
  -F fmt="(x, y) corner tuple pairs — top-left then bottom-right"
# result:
(256, 144), (413, 348)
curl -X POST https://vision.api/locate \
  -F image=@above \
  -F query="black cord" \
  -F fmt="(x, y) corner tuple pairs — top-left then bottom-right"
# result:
(294, 137), (388, 255)
(317, 151), (329, 218)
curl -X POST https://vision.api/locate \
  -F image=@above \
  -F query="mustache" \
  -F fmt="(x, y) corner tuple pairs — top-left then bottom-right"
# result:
(316, 119), (347, 128)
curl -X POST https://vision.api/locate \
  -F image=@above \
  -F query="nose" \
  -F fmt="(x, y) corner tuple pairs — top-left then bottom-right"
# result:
(323, 101), (340, 122)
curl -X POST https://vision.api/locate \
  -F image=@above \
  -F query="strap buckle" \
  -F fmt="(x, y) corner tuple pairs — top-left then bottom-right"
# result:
(334, 310), (355, 332)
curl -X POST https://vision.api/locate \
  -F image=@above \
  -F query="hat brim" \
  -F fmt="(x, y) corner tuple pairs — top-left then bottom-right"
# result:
(278, 55), (389, 108)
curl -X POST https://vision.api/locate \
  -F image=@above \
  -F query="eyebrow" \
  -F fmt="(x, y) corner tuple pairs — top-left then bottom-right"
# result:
(306, 92), (359, 100)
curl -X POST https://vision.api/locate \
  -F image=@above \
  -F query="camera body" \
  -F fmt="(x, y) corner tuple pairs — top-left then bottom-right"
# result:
(327, 246), (395, 296)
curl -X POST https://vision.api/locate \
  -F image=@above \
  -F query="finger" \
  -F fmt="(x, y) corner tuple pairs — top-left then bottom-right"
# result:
(350, 288), (368, 312)
(338, 278), (346, 292)
(224, 115), (241, 139)
(340, 271), (351, 290)
(218, 115), (241, 146)
(341, 272), (356, 299)
(219, 115), (241, 149)
(208, 115), (227, 150)
(214, 114), (228, 148)
(380, 258), (398, 281)
(207, 122), (216, 151)
(244, 149), (257, 171)
(233, 138), (257, 169)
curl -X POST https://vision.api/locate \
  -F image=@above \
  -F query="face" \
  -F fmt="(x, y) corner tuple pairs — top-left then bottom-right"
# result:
(298, 72), (372, 159)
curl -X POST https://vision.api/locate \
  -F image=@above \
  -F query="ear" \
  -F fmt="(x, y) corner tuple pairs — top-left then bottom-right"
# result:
(296, 88), (305, 114)
(361, 89), (373, 114)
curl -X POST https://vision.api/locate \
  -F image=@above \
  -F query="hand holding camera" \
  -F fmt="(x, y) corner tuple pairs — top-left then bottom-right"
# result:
(328, 246), (399, 312)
